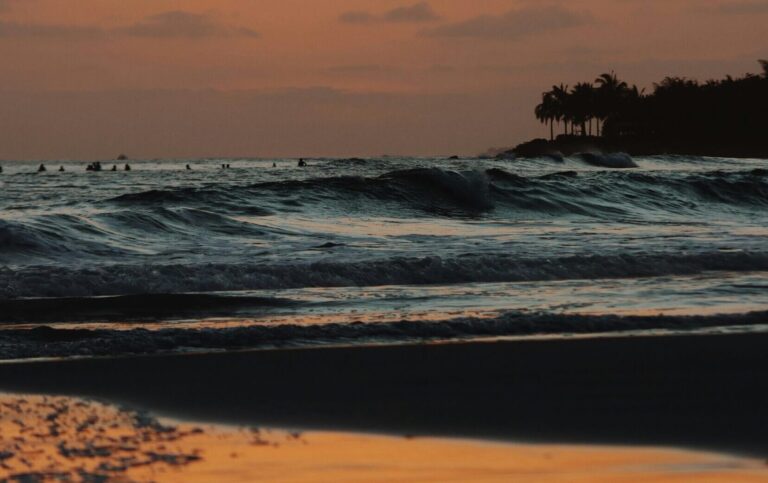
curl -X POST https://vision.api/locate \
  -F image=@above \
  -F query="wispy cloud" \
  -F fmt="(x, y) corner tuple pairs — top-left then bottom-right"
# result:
(0, 11), (259, 40)
(422, 6), (593, 40)
(120, 11), (259, 39)
(708, 1), (768, 14)
(340, 2), (439, 24)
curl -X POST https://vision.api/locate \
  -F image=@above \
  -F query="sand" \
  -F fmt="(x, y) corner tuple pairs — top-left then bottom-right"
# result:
(1, 332), (768, 480)
(1, 394), (766, 482)
(1, 332), (768, 456)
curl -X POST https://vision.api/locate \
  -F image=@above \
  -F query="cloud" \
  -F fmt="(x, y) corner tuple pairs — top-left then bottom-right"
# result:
(383, 2), (440, 22)
(422, 5), (593, 40)
(709, 1), (768, 14)
(120, 11), (259, 39)
(340, 2), (439, 24)
(0, 11), (259, 41)
(327, 64), (400, 75)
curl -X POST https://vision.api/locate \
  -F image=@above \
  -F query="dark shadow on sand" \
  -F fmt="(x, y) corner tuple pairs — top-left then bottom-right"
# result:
(0, 333), (767, 457)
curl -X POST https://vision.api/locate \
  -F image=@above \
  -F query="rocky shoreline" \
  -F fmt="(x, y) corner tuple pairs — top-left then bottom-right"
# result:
(492, 136), (768, 160)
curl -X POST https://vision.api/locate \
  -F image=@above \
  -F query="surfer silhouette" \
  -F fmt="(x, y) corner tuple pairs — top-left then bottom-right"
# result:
(298, 158), (307, 167)
(37, 164), (46, 173)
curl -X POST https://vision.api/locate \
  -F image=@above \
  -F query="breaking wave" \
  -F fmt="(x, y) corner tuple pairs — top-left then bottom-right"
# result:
(107, 167), (768, 216)
(2, 167), (767, 263)
(2, 309), (767, 360)
(2, 251), (768, 299)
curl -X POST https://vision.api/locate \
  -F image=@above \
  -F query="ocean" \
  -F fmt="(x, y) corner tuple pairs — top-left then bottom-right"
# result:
(1, 155), (767, 359)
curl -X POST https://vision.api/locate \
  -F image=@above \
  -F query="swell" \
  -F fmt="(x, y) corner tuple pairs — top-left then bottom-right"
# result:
(2, 251), (768, 299)
(1, 309), (766, 360)
(2, 167), (766, 262)
(0, 208), (272, 261)
(107, 167), (768, 216)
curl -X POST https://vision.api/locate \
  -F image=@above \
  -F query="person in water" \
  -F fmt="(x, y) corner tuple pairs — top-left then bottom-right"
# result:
(298, 158), (307, 167)
(59, 166), (65, 172)
(111, 165), (117, 171)
(37, 164), (46, 172)
(186, 164), (192, 170)
(124, 164), (131, 171)
(272, 162), (277, 168)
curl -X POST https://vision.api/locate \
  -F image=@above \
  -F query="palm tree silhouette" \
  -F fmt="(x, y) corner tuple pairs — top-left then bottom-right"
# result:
(549, 84), (570, 135)
(570, 82), (596, 136)
(535, 93), (556, 141)
(594, 71), (629, 136)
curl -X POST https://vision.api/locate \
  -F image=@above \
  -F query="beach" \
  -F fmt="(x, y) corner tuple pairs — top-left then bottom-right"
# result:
(1, 155), (767, 481)
(2, 2), (767, 480)
(2, 395), (766, 482)
(2, 331), (768, 467)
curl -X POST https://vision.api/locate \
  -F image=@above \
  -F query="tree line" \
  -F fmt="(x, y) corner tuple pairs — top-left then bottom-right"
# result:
(534, 60), (768, 149)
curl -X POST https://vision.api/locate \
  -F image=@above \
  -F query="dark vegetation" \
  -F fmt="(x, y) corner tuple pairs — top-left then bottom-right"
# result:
(511, 60), (768, 158)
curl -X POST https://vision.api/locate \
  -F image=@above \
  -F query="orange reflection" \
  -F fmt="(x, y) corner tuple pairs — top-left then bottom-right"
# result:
(1, 394), (766, 482)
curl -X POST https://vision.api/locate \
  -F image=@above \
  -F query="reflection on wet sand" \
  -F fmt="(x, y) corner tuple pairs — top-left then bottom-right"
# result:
(5, 271), (767, 334)
(1, 394), (766, 482)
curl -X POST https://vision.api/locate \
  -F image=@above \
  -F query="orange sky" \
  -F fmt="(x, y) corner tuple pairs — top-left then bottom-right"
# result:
(0, 0), (765, 159)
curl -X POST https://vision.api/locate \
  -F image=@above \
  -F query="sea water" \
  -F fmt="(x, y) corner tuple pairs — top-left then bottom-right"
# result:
(1, 155), (767, 358)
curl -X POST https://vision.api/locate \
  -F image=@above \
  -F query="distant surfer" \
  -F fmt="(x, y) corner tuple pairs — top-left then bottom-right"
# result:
(37, 164), (46, 173)
(59, 166), (65, 172)
(125, 164), (131, 171)
(298, 158), (307, 167)
(111, 165), (117, 171)
(272, 162), (277, 168)
(186, 164), (192, 170)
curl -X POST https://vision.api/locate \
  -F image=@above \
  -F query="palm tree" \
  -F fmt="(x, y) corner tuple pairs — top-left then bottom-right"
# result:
(549, 84), (570, 135)
(595, 71), (629, 136)
(534, 93), (556, 141)
(570, 82), (596, 136)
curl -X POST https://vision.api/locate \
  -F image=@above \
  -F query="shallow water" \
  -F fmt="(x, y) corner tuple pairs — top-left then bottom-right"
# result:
(1, 155), (767, 358)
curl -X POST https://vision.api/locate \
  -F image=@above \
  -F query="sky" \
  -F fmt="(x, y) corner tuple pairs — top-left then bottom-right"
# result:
(0, 0), (765, 159)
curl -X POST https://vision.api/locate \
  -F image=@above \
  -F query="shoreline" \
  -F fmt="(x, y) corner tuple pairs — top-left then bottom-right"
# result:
(1, 332), (768, 458)
(502, 136), (768, 160)
(2, 394), (764, 482)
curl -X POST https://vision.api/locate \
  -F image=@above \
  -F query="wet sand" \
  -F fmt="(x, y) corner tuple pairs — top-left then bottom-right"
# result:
(1, 394), (765, 482)
(0, 332), (767, 460)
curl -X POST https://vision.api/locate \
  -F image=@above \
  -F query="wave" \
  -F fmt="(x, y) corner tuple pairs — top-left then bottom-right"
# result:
(0, 207), (274, 262)
(104, 167), (768, 217)
(2, 167), (766, 264)
(575, 152), (638, 168)
(2, 251), (768, 299)
(2, 309), (766, 360)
